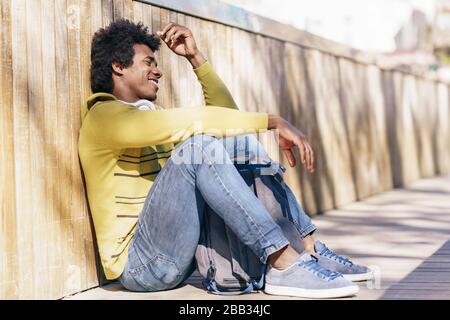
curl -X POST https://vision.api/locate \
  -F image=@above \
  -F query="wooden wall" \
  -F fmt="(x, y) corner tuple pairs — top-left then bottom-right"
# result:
(1, 0), (449, 299)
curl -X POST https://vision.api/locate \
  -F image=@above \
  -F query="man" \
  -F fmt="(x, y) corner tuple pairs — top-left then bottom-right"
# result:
(79, 19), (372, 299)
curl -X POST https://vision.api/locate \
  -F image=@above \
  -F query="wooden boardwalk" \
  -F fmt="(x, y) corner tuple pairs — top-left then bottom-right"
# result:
(65, 174), (450, 300)
(381, 240), (450, 299)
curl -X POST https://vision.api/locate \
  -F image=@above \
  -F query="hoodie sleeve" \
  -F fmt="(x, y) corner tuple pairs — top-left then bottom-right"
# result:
(193, 61), (239, 110)
(85, 101), (268, 149)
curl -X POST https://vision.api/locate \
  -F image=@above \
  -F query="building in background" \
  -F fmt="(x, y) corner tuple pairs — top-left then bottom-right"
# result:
(384, 8), (436, 74)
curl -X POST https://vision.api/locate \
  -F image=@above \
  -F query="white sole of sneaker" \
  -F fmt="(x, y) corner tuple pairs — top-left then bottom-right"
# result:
(343, 271), (374, 282)
(264, 284), (359, 299)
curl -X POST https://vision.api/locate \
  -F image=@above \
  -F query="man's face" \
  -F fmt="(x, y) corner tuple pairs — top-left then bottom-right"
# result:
(121, 44), (162, 101)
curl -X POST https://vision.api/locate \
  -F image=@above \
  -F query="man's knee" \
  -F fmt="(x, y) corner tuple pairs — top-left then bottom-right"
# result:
(175, 134), (218, 151)
(172, 134), (230, 166)
(220, 134), (272, 165)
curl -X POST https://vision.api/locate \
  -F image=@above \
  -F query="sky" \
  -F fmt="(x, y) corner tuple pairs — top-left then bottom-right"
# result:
(221, 0), (437, 53)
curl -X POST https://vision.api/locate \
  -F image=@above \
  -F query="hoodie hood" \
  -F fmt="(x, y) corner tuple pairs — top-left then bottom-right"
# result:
(81, 92), (117, 123)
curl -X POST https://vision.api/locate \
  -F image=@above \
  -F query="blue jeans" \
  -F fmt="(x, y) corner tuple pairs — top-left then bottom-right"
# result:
(118, 134), (317, 292)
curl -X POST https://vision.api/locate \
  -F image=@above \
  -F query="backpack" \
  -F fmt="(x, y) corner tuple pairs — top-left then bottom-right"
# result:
(195, 162), (287, 295)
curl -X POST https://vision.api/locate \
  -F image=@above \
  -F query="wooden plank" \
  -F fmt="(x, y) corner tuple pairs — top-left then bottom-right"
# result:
(229, 26), (242, 109)
(40, 0), (61, 298)
(66, 0), (84, 296)
(150, 3), (160, 34)
(383, 291), (450, 300)
(366, 65), (393, 193)
(238, 29), (254, 112)
(123, 0), (133, 20)
(183, 14), (202, 107)
(102, 0), (114, 26)
(113, 0), (124, 21)
(380, 70), (401, 187)
(393, 73), (421, 186)
(387, 283), (450, 289)
(12, 0), (36, 299)
(90, 0), (103, 58)
(0, 0), (18, 300)
(70, 0), (97, 295)
(27, 0), (56, 299)
(414, 78), (438, 178)
(175, 13), (193, 108)
(141, 1), (152, 30)
(168, 10), (180, 109)
(157, 8), (171, 108)
(150, 5), (162, 106)
(79, 0), (92, 102)
(208, 18), (221, 103)
(220, 23), (235, 107)
(54, 0), (71, 298)
(132, 0), (143, 24)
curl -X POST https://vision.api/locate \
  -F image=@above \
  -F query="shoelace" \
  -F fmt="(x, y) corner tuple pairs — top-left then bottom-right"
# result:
(299, 258), (342, 281)
(320, 245), (354, 266)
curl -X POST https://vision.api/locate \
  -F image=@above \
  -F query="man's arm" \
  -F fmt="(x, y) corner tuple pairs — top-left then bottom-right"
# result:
(157, 23), (314, 173)
(193, 61), (238, 109)
(87, 101), (267, 149)
(157, 23), (238, 109)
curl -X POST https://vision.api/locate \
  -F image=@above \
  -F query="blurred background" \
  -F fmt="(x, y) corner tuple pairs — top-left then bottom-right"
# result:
(223, 0), (450, 78)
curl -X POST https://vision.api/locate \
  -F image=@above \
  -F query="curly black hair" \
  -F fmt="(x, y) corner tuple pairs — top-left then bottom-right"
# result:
(90, 19), (161, 93)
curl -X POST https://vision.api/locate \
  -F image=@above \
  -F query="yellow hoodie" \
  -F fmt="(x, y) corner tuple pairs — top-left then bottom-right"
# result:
(78, 61), (269, 280)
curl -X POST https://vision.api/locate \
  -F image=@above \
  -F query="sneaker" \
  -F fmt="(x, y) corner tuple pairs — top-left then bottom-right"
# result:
(315, 241), (374, 282)
(264, 252), (359, 299)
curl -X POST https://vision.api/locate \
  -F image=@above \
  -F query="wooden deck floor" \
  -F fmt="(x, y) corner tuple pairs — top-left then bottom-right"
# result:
(65, 174), (450, 300)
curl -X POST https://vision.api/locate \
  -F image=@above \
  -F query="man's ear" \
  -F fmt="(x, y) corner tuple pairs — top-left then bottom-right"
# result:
(112, 62), (125, 76)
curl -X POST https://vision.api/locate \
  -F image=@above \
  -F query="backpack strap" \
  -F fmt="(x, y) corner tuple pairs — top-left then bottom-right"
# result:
(204, 264), (266, 296)
(233, 162), (272, 171)
(205, 279), (255, 296)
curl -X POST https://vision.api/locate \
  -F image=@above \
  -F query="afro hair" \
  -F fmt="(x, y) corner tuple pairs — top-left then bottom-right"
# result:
(90, 19), (161, 93)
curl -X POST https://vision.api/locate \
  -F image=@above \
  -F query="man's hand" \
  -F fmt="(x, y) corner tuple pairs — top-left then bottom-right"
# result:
(157, 22), (206, 68)
(269, 115), (315, 173)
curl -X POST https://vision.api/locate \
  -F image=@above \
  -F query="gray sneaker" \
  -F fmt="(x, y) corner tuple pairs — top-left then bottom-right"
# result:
(315, 241), (374, 282)
(264, 252), (359, 299)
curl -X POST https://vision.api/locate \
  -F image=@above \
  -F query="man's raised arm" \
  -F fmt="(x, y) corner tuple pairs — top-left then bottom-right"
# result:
(157, 23), (238, 109)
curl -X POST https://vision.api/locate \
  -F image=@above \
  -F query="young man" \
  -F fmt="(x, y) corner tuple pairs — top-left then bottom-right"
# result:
(79, 19), (372, 299)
